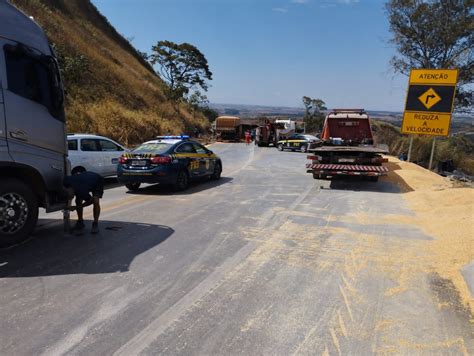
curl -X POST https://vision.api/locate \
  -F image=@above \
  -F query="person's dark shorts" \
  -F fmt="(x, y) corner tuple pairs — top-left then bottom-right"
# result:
(92, 177), (104, 199)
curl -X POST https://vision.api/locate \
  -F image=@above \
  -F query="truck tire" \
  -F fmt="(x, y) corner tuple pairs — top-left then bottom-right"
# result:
(369, 176), (379, 182)
(0, 178), (38, 248)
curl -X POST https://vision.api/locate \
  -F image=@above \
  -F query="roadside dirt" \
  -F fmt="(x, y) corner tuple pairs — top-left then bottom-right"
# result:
(382, 156), (474, 312)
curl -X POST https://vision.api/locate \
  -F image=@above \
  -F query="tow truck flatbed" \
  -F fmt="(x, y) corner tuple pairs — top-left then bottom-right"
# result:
(309, 144), (389, 154)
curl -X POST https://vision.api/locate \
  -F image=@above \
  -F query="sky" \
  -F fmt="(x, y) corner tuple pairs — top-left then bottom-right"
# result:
(92, 0), (408, 112)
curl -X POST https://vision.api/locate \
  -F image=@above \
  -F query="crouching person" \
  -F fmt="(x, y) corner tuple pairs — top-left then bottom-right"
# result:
(64, 171), (104, 234)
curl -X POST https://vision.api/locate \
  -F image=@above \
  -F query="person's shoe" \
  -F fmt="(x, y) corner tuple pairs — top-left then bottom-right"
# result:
(73, 220), (85, 235)
(91, 222), (99, 234)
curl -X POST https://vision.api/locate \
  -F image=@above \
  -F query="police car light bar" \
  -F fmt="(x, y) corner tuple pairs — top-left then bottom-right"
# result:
(156, 135), (190, 139)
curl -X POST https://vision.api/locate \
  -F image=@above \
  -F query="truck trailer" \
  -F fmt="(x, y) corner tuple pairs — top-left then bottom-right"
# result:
(0, 0), (68, 247)
(306, 109), (389, 181)
(214, 116), (241, 141)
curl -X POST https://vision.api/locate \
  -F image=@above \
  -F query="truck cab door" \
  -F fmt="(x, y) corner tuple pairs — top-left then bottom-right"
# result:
(0, 44), (9, 161)
(0, 82), (8, 160)
(2, 41), (66, 190)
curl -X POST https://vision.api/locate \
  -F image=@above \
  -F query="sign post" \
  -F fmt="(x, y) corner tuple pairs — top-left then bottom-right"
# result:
(428, 137), (436, 170)
(402, 69), (458, 164)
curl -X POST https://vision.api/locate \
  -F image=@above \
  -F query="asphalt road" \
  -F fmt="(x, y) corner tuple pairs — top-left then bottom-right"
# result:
(1, 143), (472, 355)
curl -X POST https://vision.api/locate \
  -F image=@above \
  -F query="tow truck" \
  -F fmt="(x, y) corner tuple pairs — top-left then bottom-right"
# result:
(306, 109), (389, 182)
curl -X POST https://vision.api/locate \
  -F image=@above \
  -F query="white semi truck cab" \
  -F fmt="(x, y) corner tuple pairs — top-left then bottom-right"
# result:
(0, 0), (68, 247)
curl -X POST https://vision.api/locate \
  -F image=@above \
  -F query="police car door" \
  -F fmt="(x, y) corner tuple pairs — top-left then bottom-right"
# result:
(295, 135), (306, 149)
(176, 142), (203, 177)
(193, 142), (214, 175)
(287, 135), (297, 149)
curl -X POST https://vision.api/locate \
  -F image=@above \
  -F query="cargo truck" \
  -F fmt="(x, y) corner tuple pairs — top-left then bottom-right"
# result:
(0, 1), (68, 247)
(306, 109), (389, 181)
(214, 116), (241, 141)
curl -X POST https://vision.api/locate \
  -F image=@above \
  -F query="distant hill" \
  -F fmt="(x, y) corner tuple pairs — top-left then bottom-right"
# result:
(211, 103), (472, 131)
(210, 103), (306, 118)
(13, 0), (208, 145)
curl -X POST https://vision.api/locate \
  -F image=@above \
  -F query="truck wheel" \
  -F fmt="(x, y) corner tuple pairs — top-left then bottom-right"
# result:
(0, 179), (38, 248)
(125, 183), (141, 191)
(369, 176), (379, 182)
(277, 144), (284, 151)
(173, 170), (189, 191)
(300, 145), (308, 153)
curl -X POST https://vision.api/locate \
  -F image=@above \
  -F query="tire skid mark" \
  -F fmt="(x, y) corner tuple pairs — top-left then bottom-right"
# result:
(339, 284), (354, 322)
(330, 327), (342, 356)
(114, 165), (317, 355)
(337, 310), (348, 339)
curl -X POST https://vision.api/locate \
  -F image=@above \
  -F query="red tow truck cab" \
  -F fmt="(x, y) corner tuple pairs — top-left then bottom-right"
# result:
(306, 109), (389, 182)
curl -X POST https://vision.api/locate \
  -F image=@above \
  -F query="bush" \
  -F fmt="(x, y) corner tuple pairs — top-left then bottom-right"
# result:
(372, 120), (474, 174)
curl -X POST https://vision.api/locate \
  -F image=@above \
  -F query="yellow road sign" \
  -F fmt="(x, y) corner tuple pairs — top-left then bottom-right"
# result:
(409, 69), (458, 85)
(401, 112), (452, 136)
(418, 87), (441, 109)
(403, 68), (458, 137)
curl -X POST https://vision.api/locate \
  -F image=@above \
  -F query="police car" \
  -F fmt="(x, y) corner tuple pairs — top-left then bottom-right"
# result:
(276, 134), (320, 153)
(117, 136), (222, 191)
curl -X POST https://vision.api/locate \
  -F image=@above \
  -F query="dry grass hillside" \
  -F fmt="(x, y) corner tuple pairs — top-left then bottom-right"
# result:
(13, 0), (209, 145)
(372, 120), (474, 175)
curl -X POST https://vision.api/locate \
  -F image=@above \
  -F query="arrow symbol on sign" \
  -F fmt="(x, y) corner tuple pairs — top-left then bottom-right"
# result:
(425, 94), (436, 104)
(418, 87), (441, 109)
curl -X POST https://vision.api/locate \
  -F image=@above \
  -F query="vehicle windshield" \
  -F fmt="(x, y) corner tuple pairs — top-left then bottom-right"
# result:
(304, 135), (319, 140)
(133, 142), (171, 153)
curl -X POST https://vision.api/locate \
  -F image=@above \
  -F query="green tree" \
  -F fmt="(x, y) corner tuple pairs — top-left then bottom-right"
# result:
(188, 90), (217, 122)
(386, 0), (473, 112)
(149, 40), (213, 100)
(302, 96), (327, 133)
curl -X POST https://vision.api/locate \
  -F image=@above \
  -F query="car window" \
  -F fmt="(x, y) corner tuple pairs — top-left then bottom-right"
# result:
(192, 143), (207, 154)
(100, 139), (122, 152)
(68, 139), (78, 151)
(133, 142), (171, 153)
(176, 143), (196, 153)
(80, 139), (101, 152)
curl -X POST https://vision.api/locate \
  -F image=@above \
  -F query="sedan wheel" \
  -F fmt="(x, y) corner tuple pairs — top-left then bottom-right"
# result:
(173, 170), (189, 191)
(212, 162), (222, 180)
(125, 183), (141, 191)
